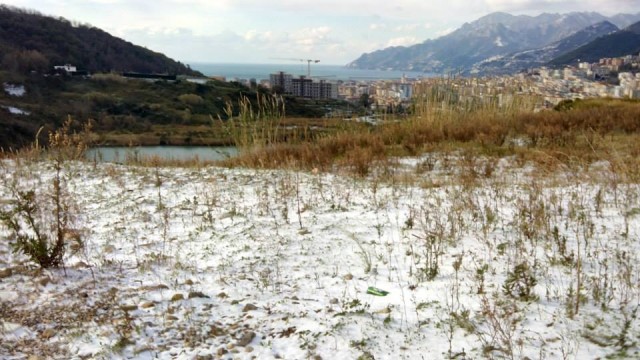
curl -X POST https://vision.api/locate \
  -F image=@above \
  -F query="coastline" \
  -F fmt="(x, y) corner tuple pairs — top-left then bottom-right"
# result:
(189, 62), (433, 81)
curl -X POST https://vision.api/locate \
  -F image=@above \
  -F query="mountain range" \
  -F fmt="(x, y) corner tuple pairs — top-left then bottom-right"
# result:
(549, 21), (640, 66)
(475, 20), (620, 75)
(347, 12), (640, 75)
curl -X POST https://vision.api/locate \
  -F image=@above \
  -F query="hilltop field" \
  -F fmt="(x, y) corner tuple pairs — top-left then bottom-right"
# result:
(1, 92), (640, 359)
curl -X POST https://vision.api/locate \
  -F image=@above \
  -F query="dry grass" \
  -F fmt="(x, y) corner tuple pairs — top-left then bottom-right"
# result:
(221, 130), (386, 176)
(224, 81), (640, 179)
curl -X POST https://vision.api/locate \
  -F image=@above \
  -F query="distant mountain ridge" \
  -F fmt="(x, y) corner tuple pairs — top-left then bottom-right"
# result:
(348, 11), (640, 75)
(549, 20), (640, 66)
(0, 5), (200, 75)
(475, 21), (619, 75)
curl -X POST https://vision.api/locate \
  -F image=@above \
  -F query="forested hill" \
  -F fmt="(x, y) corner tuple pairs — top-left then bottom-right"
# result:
(0, 5), (200, 75)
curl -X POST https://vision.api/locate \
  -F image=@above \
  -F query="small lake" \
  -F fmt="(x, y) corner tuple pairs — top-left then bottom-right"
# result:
(86, 146), (238, 163)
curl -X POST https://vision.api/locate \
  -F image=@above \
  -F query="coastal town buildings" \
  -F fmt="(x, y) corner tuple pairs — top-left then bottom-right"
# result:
(408, 52), (640, 111)
(227, 53), (640, 113)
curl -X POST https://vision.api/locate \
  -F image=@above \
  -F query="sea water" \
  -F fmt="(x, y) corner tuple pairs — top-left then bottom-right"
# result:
(190, 63), (433, 81)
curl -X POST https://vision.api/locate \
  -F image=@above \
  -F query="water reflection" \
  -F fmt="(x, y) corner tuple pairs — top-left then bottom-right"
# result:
(86, 146), (238, 163)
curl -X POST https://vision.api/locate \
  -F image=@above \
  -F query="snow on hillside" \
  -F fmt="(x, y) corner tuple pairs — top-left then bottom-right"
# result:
(1, 106), (30, 115)
(0, 158), (639, 359)
(3, 83), (26, 97)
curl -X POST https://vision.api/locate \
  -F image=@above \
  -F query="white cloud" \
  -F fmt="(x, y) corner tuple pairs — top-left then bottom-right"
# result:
(386, 36), (419, 47)
(394, 24), (421, 32)
(290, 26), (331, 47)
(243, 30), (276, 42)
(483, 0), (640, 15)
(435, 27), (457, 37)
(369, 23), (387, 30)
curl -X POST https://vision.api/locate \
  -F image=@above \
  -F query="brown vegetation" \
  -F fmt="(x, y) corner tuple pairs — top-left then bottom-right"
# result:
(225, 85), (640, 179)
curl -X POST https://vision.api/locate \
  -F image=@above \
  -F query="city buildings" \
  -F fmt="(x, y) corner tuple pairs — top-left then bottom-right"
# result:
(269, 71), (337, 100)
(235, 53), (640, 114)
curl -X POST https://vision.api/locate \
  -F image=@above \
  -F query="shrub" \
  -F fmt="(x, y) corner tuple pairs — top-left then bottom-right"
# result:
(178, 93), (204, 105)
(0, 190), (75, 268)
(0, 118), (88, 268)
(91, 73), (127, 84)
(502, 262), (538, 301)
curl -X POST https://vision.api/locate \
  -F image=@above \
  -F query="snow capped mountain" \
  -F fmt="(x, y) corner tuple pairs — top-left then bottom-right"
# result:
(347, 11), (640, 75)
(474, 21), (620, 75)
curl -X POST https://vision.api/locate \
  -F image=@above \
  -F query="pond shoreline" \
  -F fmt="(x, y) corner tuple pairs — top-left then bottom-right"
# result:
(91, 134), (232, 148)
(86, 145), (238, 163)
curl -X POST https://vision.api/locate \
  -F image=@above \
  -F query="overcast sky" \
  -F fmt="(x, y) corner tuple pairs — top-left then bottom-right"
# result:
(3, 0), (639, 65)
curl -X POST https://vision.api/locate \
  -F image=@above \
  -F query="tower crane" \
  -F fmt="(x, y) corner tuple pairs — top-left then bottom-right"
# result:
(270, 58), (321, 77)
(302, 59), (320, 77)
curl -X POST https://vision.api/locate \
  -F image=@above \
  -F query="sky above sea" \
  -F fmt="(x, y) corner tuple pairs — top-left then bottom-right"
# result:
(3, 1), (639, 65)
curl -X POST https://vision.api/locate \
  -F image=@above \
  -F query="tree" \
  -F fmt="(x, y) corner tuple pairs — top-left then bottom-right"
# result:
(2, 50), (49, 73)
(359, 93), (372, 108)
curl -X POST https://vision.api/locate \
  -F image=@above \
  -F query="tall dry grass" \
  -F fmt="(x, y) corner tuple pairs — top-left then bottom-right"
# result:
(224, 79), (640, 179)
(218, 94), (284, 153)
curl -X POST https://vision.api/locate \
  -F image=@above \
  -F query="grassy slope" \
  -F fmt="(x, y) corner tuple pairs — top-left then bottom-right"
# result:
(0, 72), (357, 148)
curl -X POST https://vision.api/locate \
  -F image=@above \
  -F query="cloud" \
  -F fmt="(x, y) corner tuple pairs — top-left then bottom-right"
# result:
(192, 0), (483, 21)
(369, 23), (387, 30)
(394, 24), (421, 32)
(289, 26), (333, 50)
(119, 24), (347, 63)
(482, 0), (640, 15)
(435, 27), (456, 37)
(386, 36), (419, 47)
(243, 30), (275, 42)
(82, 0), (123, 3)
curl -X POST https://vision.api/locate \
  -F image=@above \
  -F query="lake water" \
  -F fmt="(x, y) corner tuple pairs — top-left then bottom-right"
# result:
(191, 63), (434, 81)
(86, 146), (237, 163)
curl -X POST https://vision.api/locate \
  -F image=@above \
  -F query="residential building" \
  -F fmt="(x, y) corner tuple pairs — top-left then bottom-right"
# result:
(270, 72), (292, 93)
(54, 64), (77, 73)
(270, 72), (337, 99)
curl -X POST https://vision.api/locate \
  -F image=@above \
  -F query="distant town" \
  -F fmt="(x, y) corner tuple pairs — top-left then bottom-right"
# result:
(50, 51), (640, 117)
(214, 52), (640, 113)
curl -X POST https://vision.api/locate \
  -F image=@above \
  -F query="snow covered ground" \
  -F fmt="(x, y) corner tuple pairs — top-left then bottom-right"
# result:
(0, 156), (639, 359)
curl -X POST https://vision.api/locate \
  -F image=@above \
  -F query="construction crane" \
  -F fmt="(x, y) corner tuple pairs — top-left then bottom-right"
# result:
(302, 59), (320, 77)
(270, 58), (320, 77)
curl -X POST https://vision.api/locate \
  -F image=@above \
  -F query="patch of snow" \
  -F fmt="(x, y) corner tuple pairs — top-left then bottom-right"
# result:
(0, 289), (18, 301)
(508, 136), (530, 147)
(494, 36), (504, 47)
(3, 83), (26, 97)
(2, 106), (30, 115)
(1, 322), (32, 340)
(479, 54), (505, 64)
